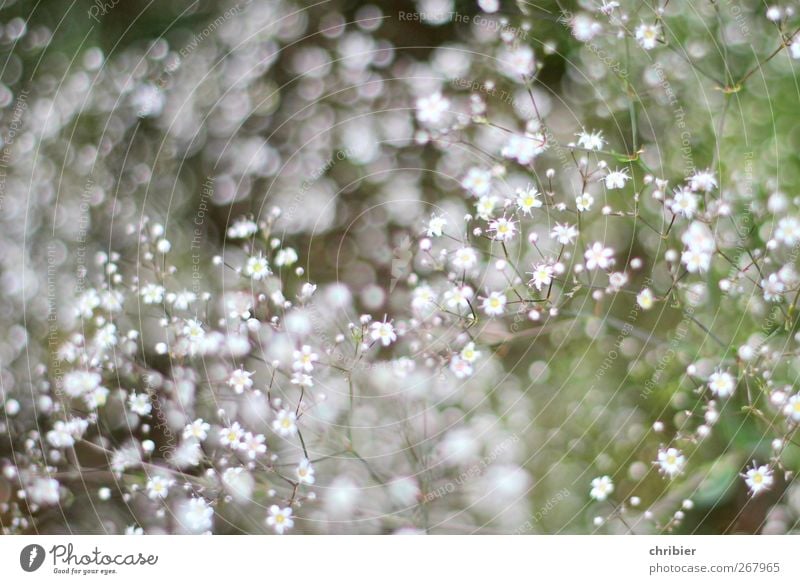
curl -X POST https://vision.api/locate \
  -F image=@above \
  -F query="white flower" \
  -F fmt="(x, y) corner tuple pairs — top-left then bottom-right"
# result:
(516, 186), (543, 215)
(273, 410), (298, 437)
(589, 475), (614, 501)
(76, 289), (101, 317)
(480, 291), (507, 316)
(604, 168), (630, 190)
(708, 370), (736, 398)
(761, 273), (785, 302)
(227, 368), (254, 394)
(656, 447), (686, 477)
(170, 440), (202, 469)
(427, 214), (448, 237)
(783, 394), (800, 422)
(183, 418), (210, 441)
(275, 248), (298, 267)
(28, 477), (61, 506)
(743, 464), (774, 496)
(551, 222), (578, 245)
(128, 392), (152, 416)
(460, 342), (480, 363)
(94, 323), (117, 348)
(416, 92), (450, 125)
(227, 217), (258, 239)
(476, 195), (499, 219)
(635, 23), (661, 50)
(681, 249), (711, 273)
(168, 289), (197, 310)
(125, 525), (144, 535)
(146, 476), (174, 500)
(576, 129), (605, 150)
(461, 168), (492, 197)
(608, 272), (628, 290)
(299, 282), (317, 300)
(111, 443), (142, 473)
(501, 133), (546, 165)
(670, 188), (698, 218)
(219, 422), (245, 449)
(412, 285), (437, 313)
(370, 318), (397, 346)
(291, 371), (314, 387)
(687, 169), (717, 193)
(296, 459), (315, 484)
(570, 14), (602, 42)
(140, 283), (165, 304)
(293, 345), (318, 373)
(449, 355), (473, 378)
(776, 216), (800, 246)
(584, 242), (614, 270)
(182, 318), (205, 343)
(451, 247), (478, 270)
(488, 216), (517, 242)
(266, 505), (294, 534)
(766, 5), (783, 21)
(575, 192), (594, 212)
(636, 288), (655, 310)
(63, 370), (102, 398)
(529, 262), (554, 291)
(245, 254), (272, 280)
(791, 38), (800, 59)
(499, 45), (535, 78)
(180, 497), (213, 532)
(444, 285), (474, 311)
(241, 432), (267, 459)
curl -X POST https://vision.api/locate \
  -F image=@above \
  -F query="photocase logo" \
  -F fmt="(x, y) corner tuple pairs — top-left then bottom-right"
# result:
(20, 544), (46, 572)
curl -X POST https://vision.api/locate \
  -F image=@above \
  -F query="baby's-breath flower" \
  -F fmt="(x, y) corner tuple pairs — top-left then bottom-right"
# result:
(551, 222), (578, 245)
(220, 422), (245, 449)
(245, 254), (272, 280)
(451, 247), (478, 270)
(604, 168), (630, 190)
(296, 459), (315, 484)
(576, 129), (605, 151)
(227, 368), (254, 394)
(480, 291), (507, 316)
(635, 23), (661, 50)
(515, 186), (543, 215)
(266, 505), (294, 534)
(426, 214), (448, 237)
(656, 447), (686, 478)
(529, 262), (554, 291)
(127, 392), (152, 416)
(146, 476), (174, 500)
(708, 370), (736, 398)
(743, 464), (774, 496)
(575, 193), (594, 212)
(416, 92), (450, 125)
(589, 476), (614, 501)
(584, 242), (614, 271)
(140, 283), (165, 304)
(370, 318), (397, 347)
(183, 419), (210, 441)
(272, 410), (298, 437)
(488, 216), (517, 242)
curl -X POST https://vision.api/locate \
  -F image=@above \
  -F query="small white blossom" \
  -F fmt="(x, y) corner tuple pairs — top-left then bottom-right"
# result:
(273, 410), (298, 437)
(266, 505), (294, 534)
(743, 464), (773, 496)
(656, 447), (686, 478)
(589, 475), (614, 501)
